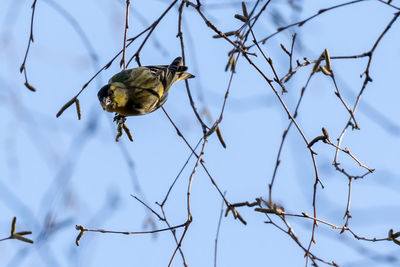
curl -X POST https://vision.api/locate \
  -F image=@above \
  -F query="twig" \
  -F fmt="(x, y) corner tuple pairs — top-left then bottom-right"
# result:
(168, 138), (207, 266)
(160, 138), (203, 206)
(74, 223), (187, 246)
(161, 107), (243, 223)
(133, 195), (188, 266)
(120, 0), (130, 69)
(176, 1), (209, 134)
(126, 0), (179, 67)
(0, 217), (34, 244)
(269, 74), (314, 202)
(247, 24), (324, 266)
(334, 11), (400, 168)
(20, 0), (38, 92)
(325, 138), (374, 172)
(253, 0), (366, 46)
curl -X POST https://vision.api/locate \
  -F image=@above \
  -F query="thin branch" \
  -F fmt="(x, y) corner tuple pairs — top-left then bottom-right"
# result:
(161, 106), (244, 224)
(253, 0), (366, 46)
(20, 0), (38, 92)
(160, 138), (203, 206)
(168, 138), (207, 266)
(334, 11), (400, 170)
(269, 73), (314, 202)
(75, 223), (187, 246)
(120, 0), (130, 69)
(177, 2), (209, 135)
(126, 0), (179, 67)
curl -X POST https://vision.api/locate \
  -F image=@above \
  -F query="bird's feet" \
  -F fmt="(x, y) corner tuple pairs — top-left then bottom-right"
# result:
(113, 114), (126, 125)
(113, 114), (133, 142)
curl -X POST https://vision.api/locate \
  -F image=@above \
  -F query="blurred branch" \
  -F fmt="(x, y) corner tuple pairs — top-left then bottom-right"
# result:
(214, 192), (226, 267)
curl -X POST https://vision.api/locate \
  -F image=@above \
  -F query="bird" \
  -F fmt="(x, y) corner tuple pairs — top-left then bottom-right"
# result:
(97, 57), (194, 117)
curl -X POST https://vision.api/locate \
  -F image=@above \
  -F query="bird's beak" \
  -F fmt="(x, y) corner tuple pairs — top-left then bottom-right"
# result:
(100, 100), (106, 110)
(104, 97), (111, 105)
(100, 96), (112, 110)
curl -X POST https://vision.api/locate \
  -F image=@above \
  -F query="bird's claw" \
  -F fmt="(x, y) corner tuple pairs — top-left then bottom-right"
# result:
(113, 114), (126, 125)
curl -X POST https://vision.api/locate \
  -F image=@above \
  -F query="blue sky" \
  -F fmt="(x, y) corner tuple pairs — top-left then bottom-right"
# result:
(1, 0), (400, 266)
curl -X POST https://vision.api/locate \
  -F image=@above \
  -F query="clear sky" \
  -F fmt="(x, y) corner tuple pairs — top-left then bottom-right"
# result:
(1, 0), (400, 266)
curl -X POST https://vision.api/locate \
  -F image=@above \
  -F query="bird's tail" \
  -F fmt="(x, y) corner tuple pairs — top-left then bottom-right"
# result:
(169, 57), (195, 82)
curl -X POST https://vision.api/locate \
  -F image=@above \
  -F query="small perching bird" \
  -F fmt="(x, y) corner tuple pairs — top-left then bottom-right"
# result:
(97, 57), (194, 117)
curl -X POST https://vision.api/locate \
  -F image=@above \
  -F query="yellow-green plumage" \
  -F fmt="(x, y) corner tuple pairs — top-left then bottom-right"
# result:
(98, 57), (194, 116)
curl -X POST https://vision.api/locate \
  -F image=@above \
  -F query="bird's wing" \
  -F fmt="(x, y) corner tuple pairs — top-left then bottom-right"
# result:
(108, 69), (131, 84)
(109, 67), (160, 90)
(108, 57), (187, 95)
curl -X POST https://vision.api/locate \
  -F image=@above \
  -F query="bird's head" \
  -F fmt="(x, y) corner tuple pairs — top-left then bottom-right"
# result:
(98, 82), (128, 113)
(98, 84), (113, 111)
